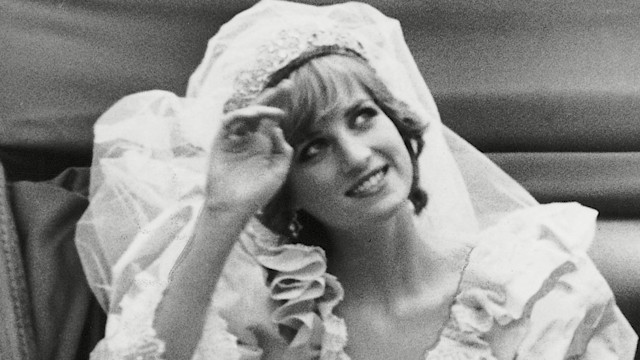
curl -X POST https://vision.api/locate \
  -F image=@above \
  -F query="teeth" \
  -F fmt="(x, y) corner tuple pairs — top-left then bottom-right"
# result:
(352, 170), (384, 194)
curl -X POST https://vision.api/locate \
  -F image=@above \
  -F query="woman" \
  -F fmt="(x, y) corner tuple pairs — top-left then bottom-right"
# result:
(76, 1), (637, 359)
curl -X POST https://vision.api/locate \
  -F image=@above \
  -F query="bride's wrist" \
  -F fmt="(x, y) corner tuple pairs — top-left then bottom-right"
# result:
(202, 198), (259, 221)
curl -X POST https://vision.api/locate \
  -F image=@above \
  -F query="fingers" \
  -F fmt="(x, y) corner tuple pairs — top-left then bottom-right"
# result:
(223, 105), (286, 138)
(217, 81), (294, 157)
(218, 109), (292, 157)
(265, 121), (293, 157)
(223, 79), (293, 138)
(255, 79), (294, 111)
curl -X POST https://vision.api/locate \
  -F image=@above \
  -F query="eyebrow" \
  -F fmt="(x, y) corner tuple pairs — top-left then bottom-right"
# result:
(317, 98), (370, 123)
(343, 99), (370, 120)
(297, 98), (372, 144)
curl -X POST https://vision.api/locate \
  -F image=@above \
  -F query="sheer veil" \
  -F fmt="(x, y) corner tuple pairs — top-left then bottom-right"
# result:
(76, 0), (540, 314)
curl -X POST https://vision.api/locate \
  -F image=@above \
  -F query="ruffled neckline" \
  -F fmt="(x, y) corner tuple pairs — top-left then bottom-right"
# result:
(238, 215), (476, 360)
(238, 203), (603, 360)
(240, 217), (349, 359)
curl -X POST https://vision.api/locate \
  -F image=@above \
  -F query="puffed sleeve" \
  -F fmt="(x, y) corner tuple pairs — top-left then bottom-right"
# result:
(88, 210), (350, 360)
(86, 201), (253, 360)
(76, 90), (260, 359)
(426, 202), (638, 360)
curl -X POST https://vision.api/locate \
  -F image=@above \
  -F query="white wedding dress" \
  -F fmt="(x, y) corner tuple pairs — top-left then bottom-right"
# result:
(75, 2), (637, 359)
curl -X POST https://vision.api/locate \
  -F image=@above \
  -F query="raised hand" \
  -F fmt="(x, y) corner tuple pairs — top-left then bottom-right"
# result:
(206, 83), (293, 214)
(156, 83), (295, 360)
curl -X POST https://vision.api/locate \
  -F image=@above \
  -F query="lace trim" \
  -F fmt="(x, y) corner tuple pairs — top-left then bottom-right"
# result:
(91, 272), (167, 359)
(425, 336), (496, 360)
(192, 308), (241, 360)
(241, 218), (349, 358)
(426, 205), (588, 360)
(92, 257), (243, 360)
(321, 314), (349, 360)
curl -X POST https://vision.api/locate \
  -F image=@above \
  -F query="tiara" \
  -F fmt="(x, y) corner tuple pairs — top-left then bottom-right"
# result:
(223, 26), (367, 113)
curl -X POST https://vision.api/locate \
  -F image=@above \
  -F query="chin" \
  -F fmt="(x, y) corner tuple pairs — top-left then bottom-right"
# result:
(307, 188), (412, 230)
(378, 196), (413, 218)
(354, 193), (412, 225)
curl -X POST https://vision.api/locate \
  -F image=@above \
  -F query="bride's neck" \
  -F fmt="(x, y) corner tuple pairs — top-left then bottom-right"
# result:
(326, 203), (436, 307)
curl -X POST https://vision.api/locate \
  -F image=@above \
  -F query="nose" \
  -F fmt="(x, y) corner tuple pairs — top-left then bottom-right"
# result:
(337, 134), (372, 174)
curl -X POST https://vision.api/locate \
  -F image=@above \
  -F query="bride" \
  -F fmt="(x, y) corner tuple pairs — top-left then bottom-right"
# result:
(76, 1), (637, 359)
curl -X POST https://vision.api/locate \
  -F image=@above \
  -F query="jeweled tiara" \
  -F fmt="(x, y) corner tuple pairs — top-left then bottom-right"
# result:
(223, 26), (367, 113)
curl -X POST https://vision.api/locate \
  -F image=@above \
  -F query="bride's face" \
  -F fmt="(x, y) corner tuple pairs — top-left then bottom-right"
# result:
(287, 82), (413, 231)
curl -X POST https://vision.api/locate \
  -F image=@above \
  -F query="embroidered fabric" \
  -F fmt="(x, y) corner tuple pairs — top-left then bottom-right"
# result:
(192, 310), (240, 360)
(89, 272), (167, 360)
(425, 203), (636, 360)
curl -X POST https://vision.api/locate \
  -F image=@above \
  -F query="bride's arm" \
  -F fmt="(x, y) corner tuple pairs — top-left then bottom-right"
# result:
(153, 203), (254, 359)
(153, 99), (292, 360)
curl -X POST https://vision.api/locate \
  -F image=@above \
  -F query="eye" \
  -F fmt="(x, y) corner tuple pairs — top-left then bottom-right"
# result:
(352, 105), (378, 129)
(297, 138), (329, 163)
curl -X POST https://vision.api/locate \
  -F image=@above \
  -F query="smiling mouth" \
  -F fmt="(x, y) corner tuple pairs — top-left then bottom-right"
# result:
(345, 165), (389, 198)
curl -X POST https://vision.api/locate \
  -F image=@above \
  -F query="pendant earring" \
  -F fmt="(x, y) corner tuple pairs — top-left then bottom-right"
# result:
(288, 210), (303, 239)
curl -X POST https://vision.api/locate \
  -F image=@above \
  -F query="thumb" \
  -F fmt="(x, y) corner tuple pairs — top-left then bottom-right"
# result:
(264, 121), (292, 157)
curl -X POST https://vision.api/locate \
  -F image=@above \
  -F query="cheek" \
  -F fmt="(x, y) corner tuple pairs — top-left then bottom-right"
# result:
(395, 140), (413, 174)
(378, 124), (413, 175)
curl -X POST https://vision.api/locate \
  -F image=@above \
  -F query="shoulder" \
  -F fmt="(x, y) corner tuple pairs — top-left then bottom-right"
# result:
(461, 202), (601, 320)
(427, 203), (638, 359)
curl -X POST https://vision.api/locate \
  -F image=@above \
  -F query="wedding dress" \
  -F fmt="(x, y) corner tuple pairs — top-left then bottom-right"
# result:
(75, 1), (637, 359)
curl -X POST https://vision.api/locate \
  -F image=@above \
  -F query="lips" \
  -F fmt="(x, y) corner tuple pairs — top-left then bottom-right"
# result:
(345, 165), (389, 197)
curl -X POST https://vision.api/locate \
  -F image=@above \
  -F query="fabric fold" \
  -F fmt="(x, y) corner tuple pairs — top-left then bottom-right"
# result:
(426, 202), (629, 360)
(241, 218), (348, 358)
